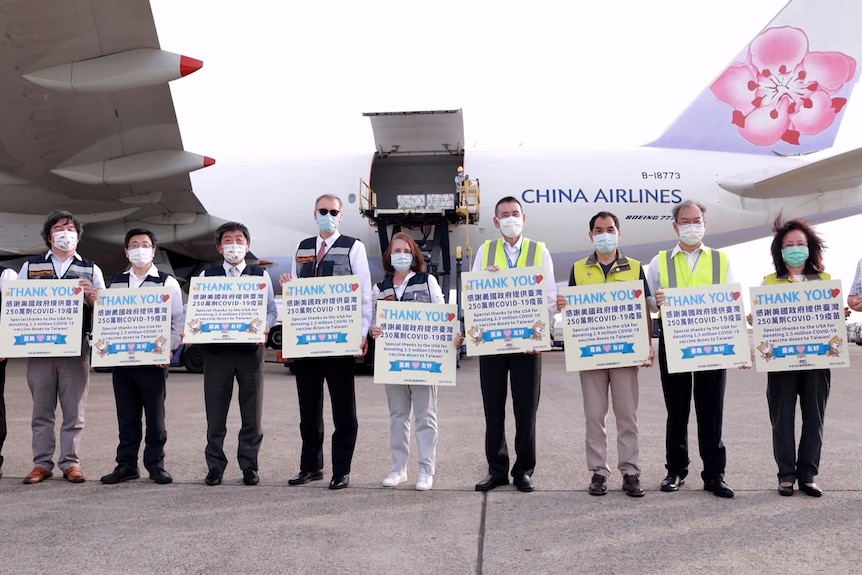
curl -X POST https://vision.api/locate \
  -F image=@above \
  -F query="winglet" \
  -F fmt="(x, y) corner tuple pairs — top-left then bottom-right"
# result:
(648, 0), (862, 156)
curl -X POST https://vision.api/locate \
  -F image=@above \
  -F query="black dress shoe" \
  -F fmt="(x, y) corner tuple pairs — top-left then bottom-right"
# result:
(588, 473), (608, 496)
(778, 483), (794, 496)
(800, 482), (823, 497)
(475, 474), (509, 492)
(623, 474), (645, 498)
(329, 474), (349, 490)
(660, 474), (685, 492)
(703, 478), (735, 498)
(149, 468), (173, 485)
(204, 467), (223, 486)
(513, 474), (535, 493)
(288, 470), (324, 485)
(243, 468), (260, 486)
(100, 464), (140, 485)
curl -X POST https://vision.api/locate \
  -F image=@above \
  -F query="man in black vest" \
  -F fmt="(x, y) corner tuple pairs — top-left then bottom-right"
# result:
(201, 222), (278, 487)
(99, 229), (185, 485)
(19, 210), (105, 484)
(284, 193), (372, 490)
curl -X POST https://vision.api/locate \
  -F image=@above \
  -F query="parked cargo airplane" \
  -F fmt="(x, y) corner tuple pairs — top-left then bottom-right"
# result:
(1, 0), (861, 289)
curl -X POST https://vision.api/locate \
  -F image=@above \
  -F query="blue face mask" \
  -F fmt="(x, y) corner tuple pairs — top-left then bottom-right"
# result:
(391, 253), (413, 272)
(593, 232), (618, 255)
(317, 213), (338, 233)
(781, 246), (809, 267)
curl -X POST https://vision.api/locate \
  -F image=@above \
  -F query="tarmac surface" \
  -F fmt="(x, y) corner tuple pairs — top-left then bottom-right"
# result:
(1, 347), (861, 574)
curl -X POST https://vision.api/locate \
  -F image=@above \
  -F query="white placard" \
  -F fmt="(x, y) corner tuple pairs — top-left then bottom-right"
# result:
(91, 287), (172, 367)
(184, 276), (268, 344)
(750, 280), (848, 372)
(0, 279), (84, 357)
(282, 275), (363, 358)
(461, 267), (551, 356)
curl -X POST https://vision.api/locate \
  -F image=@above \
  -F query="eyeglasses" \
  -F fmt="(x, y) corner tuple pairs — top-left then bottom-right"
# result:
(317, 208), (340, 216)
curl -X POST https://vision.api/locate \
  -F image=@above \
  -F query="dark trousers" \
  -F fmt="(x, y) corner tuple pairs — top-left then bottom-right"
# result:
(203, 345), (265, 472)
(293, 356), (358, 477)
(112, 365), (168, 471)
(767, 369), (830, 484)
(658, 333), (727, 481)
(0, 359), (6, 468)
(479, 353), (541, 478)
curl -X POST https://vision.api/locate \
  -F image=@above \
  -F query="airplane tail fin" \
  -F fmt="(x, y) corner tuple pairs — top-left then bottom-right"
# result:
(648, 0), (862, 156)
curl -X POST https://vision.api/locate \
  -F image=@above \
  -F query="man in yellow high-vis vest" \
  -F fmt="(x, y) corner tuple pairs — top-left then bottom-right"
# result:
(556, 212), (654, 498)
(646, 200), (736, 498)
(471, 196), (557, 493)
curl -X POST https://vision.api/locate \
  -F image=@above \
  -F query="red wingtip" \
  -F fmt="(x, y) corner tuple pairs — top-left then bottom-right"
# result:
(203, 156), (216, 167)
(180, 56), (204, 77)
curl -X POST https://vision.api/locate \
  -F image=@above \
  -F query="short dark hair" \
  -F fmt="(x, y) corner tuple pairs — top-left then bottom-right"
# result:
(770, 215), (825, 276)
(382, 232), (425, 274)
(124, 228), (157, 248)
(671, 199), (706, 222)
(589, 211), (619, 231)
(41, 210), (82, 247)
(214, 222), (250, 245)
(494, 196), (522, 217)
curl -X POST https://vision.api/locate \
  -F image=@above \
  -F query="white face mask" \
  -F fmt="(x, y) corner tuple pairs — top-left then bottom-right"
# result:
(52, 230), (78, 252)
(592, 232), (618, 254)
(677, 223), (705, 246)
(391, 253), (413, 272)
(498, 216), (524, 239)
(317, 213), (339, 233)
(128, 247), (154, 268)
(222, 243), (247, 264)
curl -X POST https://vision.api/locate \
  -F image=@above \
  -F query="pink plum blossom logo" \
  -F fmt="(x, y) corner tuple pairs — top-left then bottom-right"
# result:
(710, 26), (856, 146)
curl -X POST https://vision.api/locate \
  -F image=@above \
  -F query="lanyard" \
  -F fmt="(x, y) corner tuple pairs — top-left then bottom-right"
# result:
(506, 245), (522, 269)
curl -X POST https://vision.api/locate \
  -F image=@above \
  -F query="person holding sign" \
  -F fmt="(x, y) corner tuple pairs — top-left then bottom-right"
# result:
(848, 258), (862, 313)
(200, 222), (278, 487)
(0, 265), (17, 479)
(370, 233), (464, 491)
(761, 217), (831, 497)
(284, 194), (372, 490)
(646, 200), (737, 498)
(18, 210), (105, 484)
(99, 229), (184, 486)
(471, 196), (556, 493)
(556, 212), (653, 498)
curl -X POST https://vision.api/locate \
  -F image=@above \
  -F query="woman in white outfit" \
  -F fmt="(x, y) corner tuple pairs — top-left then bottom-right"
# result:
(370, 233), (463, 491)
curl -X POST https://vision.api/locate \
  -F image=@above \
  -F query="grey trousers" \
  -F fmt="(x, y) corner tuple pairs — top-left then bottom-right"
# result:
(580, 366), (640, 477)
(385, 384), (438, 476)
(27, 352), (90, 471)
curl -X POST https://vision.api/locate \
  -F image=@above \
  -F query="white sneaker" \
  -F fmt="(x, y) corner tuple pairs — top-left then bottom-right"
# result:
(382, 470), (407, 487)
(416, 471), (433, 491)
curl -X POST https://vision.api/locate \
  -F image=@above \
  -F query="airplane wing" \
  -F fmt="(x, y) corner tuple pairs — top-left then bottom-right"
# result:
(719, 146), (862, 199)
(0, 0), (218, 267)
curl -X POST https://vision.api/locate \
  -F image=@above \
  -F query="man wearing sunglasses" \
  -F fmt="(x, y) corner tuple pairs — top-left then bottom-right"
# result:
(284, 194), (372, 490)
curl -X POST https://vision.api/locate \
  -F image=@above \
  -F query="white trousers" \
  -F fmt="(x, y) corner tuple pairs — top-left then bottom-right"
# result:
(385, 384), (438, 476)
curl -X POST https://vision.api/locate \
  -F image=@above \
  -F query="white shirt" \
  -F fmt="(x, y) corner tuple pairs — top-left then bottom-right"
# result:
(198, 260), (279, 329)
(290, 231), (373, 335)
(646, 243), (737, 312)
(18, 251), (106, 288)
(0, 267), (17, 289)
(115, 264), (185, 350)
(471, 235), (558, 315)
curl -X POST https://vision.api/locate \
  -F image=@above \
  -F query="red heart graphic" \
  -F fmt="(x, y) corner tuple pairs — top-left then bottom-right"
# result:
(351, 283), (359, 292)
(797, 345), (805, 353)
(412, 362), (420, 369)
(318, 334), (326, 341)
(634, 289), (643, 298)
(603, 344), (611, 352)
(733, 292), (741, 300)
(447, 313), (456, 321)
(221, 323), (229, 330)
(535, 275), (544, 283)
(504, 329), (512, 338)
(127, 343), (134, 350)
(74, 287), (82, 295)
(37, 335), (45, 342)
(259, 283), (266, 290)
(832, 289), (840, 298)
(162, 294), (170, 302)
(705, 346), (712, 354)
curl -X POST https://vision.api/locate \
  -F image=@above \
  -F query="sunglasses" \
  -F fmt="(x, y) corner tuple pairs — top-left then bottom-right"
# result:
(317, 208), (340, 216)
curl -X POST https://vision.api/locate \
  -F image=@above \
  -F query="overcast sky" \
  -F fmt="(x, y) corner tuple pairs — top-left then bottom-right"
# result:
(150, 0), (862, 316)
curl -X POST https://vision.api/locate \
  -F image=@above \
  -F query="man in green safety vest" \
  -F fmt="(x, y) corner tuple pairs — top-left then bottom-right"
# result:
(556, 211), (654, 498)
(471, 196), (557, 493)
(646, 199), (737, 499)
